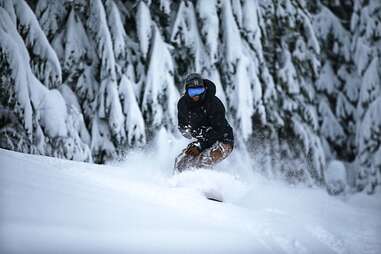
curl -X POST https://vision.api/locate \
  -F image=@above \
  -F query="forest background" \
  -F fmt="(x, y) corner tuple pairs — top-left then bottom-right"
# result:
(0, 0), (380, 194)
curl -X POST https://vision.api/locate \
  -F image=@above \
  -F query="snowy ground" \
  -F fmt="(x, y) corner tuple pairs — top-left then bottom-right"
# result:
(1, 134), (381, 254)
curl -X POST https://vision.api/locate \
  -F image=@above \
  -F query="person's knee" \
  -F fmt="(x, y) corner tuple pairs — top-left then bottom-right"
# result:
(210, 142), (232, 162)
(222, 143), (233, 154)
(219, 143), (233, 159)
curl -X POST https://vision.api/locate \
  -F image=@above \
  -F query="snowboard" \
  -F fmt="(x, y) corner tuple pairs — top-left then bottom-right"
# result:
(206, 196), (223, 202)
(203, 189), (223, 202)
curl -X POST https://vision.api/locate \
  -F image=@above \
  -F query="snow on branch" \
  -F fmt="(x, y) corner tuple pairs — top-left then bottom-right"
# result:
(2, 0), (62, 88)
(196, 0), (219, 63)
(142, 25), (179, 130)
(87, 0), (117, 81)
(171, 1), (210, 72)
(119, 75), (146, 146)
(136, 1), (152, 59)
(63, 9), (92, 72)
(106, 0), (127, 61)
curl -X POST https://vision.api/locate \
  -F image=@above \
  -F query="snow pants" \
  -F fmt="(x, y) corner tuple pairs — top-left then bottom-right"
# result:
(174, 141), (233, 173)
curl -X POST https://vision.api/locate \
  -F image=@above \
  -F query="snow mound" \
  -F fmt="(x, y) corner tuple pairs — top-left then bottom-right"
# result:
(169, 169), (249, 202)
(325, 160), (347, 195)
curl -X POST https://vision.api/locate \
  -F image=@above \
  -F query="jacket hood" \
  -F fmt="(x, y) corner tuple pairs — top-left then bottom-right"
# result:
(203, 79), (216, 98)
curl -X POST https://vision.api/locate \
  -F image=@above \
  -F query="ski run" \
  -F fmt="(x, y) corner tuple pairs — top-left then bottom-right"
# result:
(1, 146), (380, 254)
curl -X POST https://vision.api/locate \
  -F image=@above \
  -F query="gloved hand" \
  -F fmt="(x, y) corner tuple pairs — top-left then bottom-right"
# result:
(185, 143), (201, 157)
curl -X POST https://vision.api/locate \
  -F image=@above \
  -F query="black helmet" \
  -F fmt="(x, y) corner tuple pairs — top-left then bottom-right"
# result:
(184, 73), (204, 90)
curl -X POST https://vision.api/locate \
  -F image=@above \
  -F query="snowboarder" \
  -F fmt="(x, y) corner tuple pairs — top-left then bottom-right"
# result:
(175, 73), (234, 172)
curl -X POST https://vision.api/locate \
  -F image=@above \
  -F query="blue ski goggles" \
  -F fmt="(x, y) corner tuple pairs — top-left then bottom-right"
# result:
(187, 86), (206, 97)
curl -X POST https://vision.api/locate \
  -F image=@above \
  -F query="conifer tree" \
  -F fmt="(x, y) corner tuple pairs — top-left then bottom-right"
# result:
(260, 0), (325, 183)
(351, 0), (381, 193)
(0, 3), (91, 161)
(142, 25), (179, 134)
(311, 2), (358, 163)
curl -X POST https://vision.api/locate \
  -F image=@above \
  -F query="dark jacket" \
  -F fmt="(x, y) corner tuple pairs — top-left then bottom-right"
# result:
(177, 79), (234, 150)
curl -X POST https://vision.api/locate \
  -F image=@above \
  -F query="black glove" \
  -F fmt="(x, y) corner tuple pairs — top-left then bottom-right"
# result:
(185, 143), (201, 156)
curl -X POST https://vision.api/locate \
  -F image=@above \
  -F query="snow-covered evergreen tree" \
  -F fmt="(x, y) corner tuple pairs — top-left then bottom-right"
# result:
(32, 0), (150, 162)
(311, 1), (358, 163)
(119, 75), (146, 146)
(259, 0), (325, 183)
(3, 0), (62, 88)
(0, 3), (91, 161)
(351, 0), (381, 193)
(219, 0), (264, 141)
(142, 24), (179, 134)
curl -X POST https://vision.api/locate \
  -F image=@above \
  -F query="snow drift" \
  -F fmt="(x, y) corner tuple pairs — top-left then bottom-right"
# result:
(1, 146), (380, 254)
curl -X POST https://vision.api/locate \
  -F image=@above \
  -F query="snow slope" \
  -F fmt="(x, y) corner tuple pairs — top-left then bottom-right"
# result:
(1, 147), (380, 254)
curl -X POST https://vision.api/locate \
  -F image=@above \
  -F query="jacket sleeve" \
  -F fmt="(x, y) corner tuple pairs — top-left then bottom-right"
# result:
(177, 98), (192, 139)
(199, 97), (234, 150)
